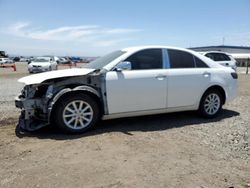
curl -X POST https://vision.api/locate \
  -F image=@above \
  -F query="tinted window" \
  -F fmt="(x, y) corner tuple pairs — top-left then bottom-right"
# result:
(205, 53), (215, 61)
(125, 49), (163, 70)
(205, 53), (230, 61)
(168, 49), (195, 68)
(194, 56), (209, 68)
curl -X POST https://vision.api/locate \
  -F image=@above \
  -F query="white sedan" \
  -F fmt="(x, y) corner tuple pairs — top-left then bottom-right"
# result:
(16, 46), (238, 133)
(0, 57), (13, 64)
(28, 56), (58, 73)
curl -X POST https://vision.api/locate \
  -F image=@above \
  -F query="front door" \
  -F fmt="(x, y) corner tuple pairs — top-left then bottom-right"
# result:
(106, 70), (167, 114)
(105, 48), (167, 114)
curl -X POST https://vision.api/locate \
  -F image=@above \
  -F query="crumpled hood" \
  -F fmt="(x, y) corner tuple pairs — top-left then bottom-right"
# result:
(18, 68), (95, 85)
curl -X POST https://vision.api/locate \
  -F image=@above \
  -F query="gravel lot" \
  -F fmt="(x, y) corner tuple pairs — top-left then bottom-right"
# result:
(0, 63), (249, 188)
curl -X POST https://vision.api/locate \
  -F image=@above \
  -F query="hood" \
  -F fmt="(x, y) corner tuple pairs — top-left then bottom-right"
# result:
(29, 62), (51, 67)
(18, 68), (95, 85)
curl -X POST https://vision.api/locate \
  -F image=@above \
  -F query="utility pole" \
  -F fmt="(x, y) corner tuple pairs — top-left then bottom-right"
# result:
(247, 58), (249, 74)
(222, 37), (225, 46)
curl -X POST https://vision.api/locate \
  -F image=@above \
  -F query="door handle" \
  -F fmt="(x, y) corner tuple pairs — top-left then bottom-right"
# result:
(203, 72), (211, 77)
(155, 75), (167, 80)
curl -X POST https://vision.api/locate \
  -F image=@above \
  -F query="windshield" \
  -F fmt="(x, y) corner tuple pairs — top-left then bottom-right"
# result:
(33, 57), (51, 62)
(83, 50), (125, 69)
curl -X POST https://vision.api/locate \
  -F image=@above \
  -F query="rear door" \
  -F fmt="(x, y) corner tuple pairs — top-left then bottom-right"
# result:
(166, 49), (211, 108)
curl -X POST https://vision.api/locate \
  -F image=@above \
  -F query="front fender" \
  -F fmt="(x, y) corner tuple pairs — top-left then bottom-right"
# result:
(48, 85), (100, 123)
(73, 85), (100, 98)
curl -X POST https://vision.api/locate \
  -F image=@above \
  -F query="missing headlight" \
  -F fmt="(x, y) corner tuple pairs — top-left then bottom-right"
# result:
(34, 85), (49, 97)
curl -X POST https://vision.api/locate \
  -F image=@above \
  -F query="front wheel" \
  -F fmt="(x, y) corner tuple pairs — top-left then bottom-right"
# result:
(199, 89), (223, 118)
(54, 93), (100, 133)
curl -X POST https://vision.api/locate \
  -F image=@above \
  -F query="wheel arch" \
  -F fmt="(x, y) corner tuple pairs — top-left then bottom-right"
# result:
(49, 86), (103, 124)
(201, 85), (226, 105)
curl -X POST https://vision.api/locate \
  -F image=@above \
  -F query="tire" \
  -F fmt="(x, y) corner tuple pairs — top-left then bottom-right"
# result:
(199, 89), (223, 118)
(54, 93), (100, 133)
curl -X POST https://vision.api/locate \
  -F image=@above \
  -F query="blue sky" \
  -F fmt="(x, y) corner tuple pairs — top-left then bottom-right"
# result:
(0, 0), (250, 56)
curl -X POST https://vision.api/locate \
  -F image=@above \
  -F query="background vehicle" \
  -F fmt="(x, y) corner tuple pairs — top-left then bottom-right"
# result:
(16, 46), (238, 133)
(19, 57), (30, 62)
(0, 51), (8, 57)
(0, 57), (13, 64)
(28, 56), (58, 73)
(58, 57), (71, 64)
(13, 56), (21, 62)
(200, 51), (237, 70)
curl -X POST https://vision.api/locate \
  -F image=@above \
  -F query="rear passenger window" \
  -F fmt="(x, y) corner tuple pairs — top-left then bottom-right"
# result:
(206, 53), (230, 61)
(194, 56), (209, 68)
(220, 54), (230, 61)
(205, 53), (215, 60)
(125, 49), (163, 70)
(168, 49), (195, 68)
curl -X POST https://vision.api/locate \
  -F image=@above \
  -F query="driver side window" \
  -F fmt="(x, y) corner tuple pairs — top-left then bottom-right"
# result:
(124, 49), (163, 70)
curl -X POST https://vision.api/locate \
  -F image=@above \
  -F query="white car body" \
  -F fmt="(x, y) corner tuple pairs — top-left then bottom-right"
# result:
(200, 51), (237, 70)
(20, 57), (30, 62)
(16, 46), (238, 133)
(0, 58), (13, 64)
(28, 56), (58, 73)
(103, 47), (237, 117)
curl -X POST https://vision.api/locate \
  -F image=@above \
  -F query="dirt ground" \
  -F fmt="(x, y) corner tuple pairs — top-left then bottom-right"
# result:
(0, 63), (249, 188)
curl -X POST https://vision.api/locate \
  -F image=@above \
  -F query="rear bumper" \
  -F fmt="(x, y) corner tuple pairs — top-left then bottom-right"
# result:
(225, 80), (238, 102)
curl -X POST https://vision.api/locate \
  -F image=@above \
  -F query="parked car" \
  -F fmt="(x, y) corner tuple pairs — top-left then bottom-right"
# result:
(58, 57), (71, 64)
(15, 46), (238, 133)
(28, 56), (58, 73)
(0, 50), (8, 57)
(70, 56), (81, 63)
(20, 57), (30, 62)
(200, 51), (237, 70)
(13, 57), (21, 62)
(0, 57), (13, 64)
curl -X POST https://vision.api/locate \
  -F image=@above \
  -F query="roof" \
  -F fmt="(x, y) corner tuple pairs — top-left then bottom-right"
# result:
(122, 45), (196, 53)
(199, 51), (231, 55)
(190, 45), (250, 50)
(101, 45), (222, 70)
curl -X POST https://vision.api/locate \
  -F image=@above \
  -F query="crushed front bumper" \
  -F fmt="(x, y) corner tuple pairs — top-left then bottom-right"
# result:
(15, 96), (49, 131)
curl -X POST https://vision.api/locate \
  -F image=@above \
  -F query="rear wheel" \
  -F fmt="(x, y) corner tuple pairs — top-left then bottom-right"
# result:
(54, 93), (100, 133)
(199, 89), (223, 118)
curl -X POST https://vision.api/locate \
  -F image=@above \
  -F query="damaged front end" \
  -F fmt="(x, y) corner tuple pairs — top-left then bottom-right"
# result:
(15, 84), (54, 131)
(15, 68), (105, 132)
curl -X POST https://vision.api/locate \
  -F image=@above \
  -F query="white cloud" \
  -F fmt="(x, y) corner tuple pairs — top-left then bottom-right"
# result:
(93, 38), (132, 47)
(104, 28), (141, 34)
(5, 22), (141, 47)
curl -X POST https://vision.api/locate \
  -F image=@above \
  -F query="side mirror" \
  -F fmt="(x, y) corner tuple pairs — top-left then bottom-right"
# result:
(115, 61), (131, 71)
